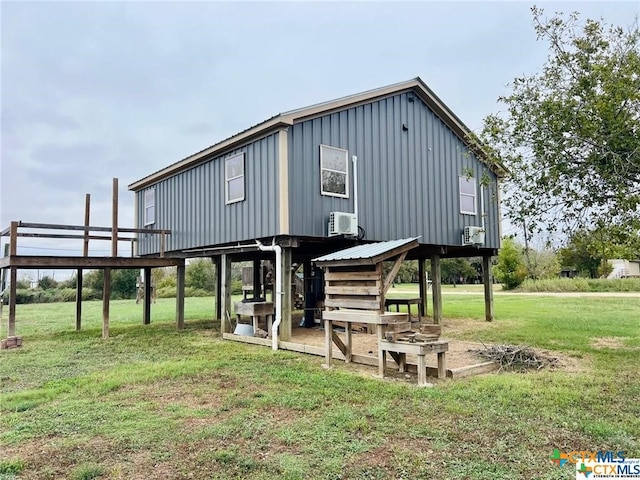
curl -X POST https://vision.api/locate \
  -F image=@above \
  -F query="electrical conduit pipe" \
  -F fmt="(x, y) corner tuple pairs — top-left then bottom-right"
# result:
(255, 239), (282, 351)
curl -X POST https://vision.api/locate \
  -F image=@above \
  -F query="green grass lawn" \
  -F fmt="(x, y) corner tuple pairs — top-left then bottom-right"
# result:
(1, 293), (639, 479)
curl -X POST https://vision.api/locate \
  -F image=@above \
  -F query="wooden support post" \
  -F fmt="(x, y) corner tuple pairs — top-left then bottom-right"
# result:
(324, 319), (332, 367)
(76, 193), (90, 331)
(111, 178), (118, 257)
(176, 264), (185, 329)
(8, 222), (18, 337)
(418, 258), (427, 317)
(252, 259), (261, 299)
(483, 255), (494, 322)
(377, 323), (386, 377)
(280, 247), (292, 341)
(8, 267), (17, 337)
(143, 267), (152, 325)
(220, 254), (231, 334)
(102, 268), (111, 339)
(344, 322), (352, 363)
(430, 254), (442, 325)
(213, 256), (221, 325)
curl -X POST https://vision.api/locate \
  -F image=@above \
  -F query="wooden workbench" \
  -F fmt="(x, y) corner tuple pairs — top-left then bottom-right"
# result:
(235, 301), (274, 335)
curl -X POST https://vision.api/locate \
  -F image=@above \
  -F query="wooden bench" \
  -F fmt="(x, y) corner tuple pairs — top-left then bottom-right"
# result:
(322, 310), (408, 366)
(379, 339), (448, 385)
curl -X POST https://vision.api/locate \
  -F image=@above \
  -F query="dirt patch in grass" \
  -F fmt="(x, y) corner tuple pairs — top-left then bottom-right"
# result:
(591, 336), (630, 349)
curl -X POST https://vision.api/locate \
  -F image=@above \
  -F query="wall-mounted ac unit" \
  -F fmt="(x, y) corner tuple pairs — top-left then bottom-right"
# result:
(328, 211), (358, 236)
(463, 226), (485, 246)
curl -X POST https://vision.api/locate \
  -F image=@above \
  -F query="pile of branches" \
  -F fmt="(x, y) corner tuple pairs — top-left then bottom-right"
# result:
(471, 344), (559, 372)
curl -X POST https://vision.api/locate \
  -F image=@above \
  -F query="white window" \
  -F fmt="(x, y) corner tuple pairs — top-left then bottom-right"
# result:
(320, 145), (349, 197)
(225, 152), (245, 204)
(459, 176), (477, 215)
(144, 188), (155, 225)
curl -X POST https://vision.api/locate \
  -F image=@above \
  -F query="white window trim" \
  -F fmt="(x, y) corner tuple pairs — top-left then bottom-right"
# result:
(459, 176), (477, 215)
(225, 152), (245, 204)
(320, 144), (349, 198)
(144, 188), (155, 226)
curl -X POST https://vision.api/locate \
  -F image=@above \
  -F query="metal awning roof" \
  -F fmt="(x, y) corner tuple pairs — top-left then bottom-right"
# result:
(312, 238), (419, 265)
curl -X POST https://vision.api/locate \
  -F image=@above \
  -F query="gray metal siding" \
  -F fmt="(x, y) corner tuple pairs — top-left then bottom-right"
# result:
(136, 133), (279, 255)
(288, 92), (500, 249)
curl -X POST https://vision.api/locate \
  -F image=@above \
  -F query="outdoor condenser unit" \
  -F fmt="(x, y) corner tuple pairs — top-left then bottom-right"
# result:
(463, 226), (485, 246)
(328, 211), (358, 237)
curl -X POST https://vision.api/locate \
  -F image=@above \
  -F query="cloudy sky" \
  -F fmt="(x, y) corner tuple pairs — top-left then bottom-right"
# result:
(1, 0), (638, 265)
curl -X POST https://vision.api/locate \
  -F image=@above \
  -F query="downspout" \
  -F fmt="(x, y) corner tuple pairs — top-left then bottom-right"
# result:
(255, 239), (282, 351)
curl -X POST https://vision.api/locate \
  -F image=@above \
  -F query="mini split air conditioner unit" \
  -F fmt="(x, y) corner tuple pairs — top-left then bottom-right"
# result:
(463, 226), (485, 246)
(328, 211), (358, 237)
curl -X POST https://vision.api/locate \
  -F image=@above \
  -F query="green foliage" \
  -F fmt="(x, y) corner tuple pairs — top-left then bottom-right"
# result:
(186, 259), (216, 292)
(519, 277), (640, 292)
(71, 465), (105, 480)
(523, 249), (560, 280)
(480, 8), (640, 244)
(38, 275), (57, 290)
(440, 258), (477, 284)
(0, 459), (26, 475)
(495, 238), (527, 290)
(82, 269), (138, 300)
(559, 227), (639, 278)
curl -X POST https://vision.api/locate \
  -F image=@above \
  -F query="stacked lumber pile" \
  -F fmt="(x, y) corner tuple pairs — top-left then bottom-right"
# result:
(1, 336), (22, 349)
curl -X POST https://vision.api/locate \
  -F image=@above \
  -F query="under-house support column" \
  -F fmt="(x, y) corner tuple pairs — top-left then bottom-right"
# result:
(418, 258), (428, 318)
(483, 255), (494, 322)
(430, 254), (442, 325)
(102, 268), (111, 339)
(280, 247), (292, 341)
(176, 263), (185, 329)
(143, 267), (152, 325)
(252, 259), (261, 299)
(220, 254), (232, 334)
(212, 256), (221, 325)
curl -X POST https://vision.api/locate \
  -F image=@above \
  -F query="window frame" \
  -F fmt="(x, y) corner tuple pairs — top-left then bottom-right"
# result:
(143, 188), (155, 226)
(225, 152), (245, 204)
(320, 144), (349, 198)
(459, 176), (477, 215)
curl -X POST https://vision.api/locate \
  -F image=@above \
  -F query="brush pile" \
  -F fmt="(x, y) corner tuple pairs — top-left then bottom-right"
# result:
(471, 344), (559, 372)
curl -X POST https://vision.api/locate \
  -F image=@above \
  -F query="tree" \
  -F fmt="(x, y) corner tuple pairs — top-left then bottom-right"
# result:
(186, 259), (216, 292)
(38, 275), (58, 290)
(495, 238), (527, 290)
(481, 8), (640, 244)
(524, 249), (561, 280)
(559, 226), (637, 278)
(440, 258), (477, 284)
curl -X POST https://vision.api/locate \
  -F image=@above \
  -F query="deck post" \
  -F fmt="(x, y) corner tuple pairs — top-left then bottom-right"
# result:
(430, 254), (442, 325)
(483, 255), (494, 322)
(102, 267), (110, 339)
(280, 247), (292, 341)
(7, 222), (18, 337)
(76, 193), (90, 331)
(220, 254), (232, 334)
(418, 258), (427, 317)
(176, 264), (185, 329)
(143, 267), (152, 325)
(252, 259), (261, 299)
(213, 256), (221, 325)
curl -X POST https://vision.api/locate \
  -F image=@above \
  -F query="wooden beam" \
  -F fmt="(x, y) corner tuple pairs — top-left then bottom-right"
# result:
(220, 254), (231, 334)
(324, 271), (380, 281)
(83, 194), (91, 256)
(16, 233), (136, 241)
(280, 247), (292, 341)
(382, 251), (408, 296)
(143, 267), (151, 325)
(14, 222), (170, 235)
(176, 264), (185, 329)
(430, 254), (442, 325)
(0, 256), (184, 269)
(76, 194), (90, 332)
(331, 331), (347, 356)
(483, 255), (494, 322)
(9, 222), (17, 256)
(102, 268), (110, 339)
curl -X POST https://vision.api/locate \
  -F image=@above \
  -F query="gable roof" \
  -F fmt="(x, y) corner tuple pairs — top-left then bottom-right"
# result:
(129, 77), (504, 191)
(312, 237), (419, 266)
